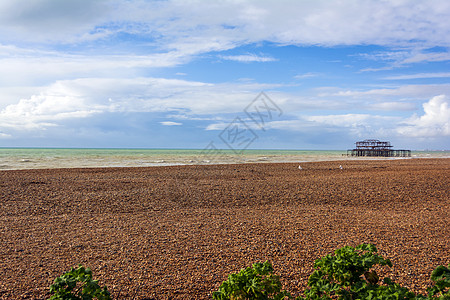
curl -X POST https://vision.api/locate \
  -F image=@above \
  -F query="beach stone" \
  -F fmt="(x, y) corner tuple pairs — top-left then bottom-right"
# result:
(0, 159), (449, 299)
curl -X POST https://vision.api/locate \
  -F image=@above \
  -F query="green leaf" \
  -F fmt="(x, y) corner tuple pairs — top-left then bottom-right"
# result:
(49, 265), (111, 300)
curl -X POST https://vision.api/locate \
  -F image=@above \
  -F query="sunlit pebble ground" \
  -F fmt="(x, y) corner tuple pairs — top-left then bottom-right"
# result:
(0, 159), (448, 299)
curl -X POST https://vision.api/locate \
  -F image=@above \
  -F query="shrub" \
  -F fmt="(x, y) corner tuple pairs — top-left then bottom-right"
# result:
(49, 264), (111, 300)
(213, 244), (450, 300)
(301, 243), (415, 300)
(428, 264), (450, 300)
(212, 261), (293, 300)
(49, 244), (449, 299)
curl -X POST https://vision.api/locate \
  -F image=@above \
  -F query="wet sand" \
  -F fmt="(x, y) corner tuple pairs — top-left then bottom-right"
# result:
(0, 159), (449, 299)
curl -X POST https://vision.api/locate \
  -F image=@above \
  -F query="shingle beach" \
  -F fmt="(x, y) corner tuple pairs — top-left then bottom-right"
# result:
(1, 159), (449, 299)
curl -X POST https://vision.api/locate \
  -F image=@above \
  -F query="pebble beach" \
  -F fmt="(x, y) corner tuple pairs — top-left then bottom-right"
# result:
(0, 158), (449, 299)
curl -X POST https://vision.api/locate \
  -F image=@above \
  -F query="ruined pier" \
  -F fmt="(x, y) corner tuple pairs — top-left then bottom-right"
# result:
(347, 139), (411, 157)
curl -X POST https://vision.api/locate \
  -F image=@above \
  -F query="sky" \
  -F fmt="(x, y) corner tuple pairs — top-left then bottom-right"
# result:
(0, 0), (449, 150)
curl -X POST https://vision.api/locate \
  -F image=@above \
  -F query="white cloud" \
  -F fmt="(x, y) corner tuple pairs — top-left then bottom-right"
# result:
(263, 119), (313, 131)
(360, 50), (450, 72)
(0, 1), (449, 149)
(160, 121), (182, 126)
(265, 113), (399, 133)
(294, 73), (320, 79)
(361, 50), (450, 63)
(0, 77), (281, 133)
(325, 84), (450, 100)
(0, 46), (190, 86)
(0, 0), (112, 43)
(219, 54), (277, 62)
(401, 51), (450, 64)
(0, 132), (12, 138)
(0, 89), (103, 130)
(0, 86), (43, 108)
(1, 0), (450, 49)
(368, 102), (416, 111)
(205, 118), (264, 131)
(397, 95), (450, 137)
(205, 122), (229, 131)
(260, 92), (350, 111)
(304, 114), (397, 128)
(383, 72), (450, 80)
(256, 113), (402, 143)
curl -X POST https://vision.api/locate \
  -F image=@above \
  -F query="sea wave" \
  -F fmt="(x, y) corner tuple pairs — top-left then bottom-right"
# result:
(0, 148), (448, 170)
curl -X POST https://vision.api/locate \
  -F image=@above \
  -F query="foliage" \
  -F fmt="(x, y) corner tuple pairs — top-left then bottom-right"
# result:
(213, 244), (450, 300)
(301, 243), (406, 300)
(427, 264), (450, 300)
(299, 243), (450, 300)
(48, 245), (449, 300)
(49, 265), (111, 300)
(212, 261), (293, 300)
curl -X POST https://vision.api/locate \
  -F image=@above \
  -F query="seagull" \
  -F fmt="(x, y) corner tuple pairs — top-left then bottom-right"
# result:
(298, 165), (302, 170)
(339, 165), (343, 169)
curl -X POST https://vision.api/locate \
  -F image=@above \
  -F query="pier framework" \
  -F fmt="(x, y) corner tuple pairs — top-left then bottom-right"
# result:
(347, 139), (411, 157)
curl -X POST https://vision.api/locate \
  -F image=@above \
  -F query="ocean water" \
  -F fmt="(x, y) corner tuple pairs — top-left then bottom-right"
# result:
(0, 148), (449, 170)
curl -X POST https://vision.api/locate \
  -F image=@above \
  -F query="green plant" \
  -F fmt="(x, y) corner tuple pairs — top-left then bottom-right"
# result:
(49, 265), (111, 300)
(427, 264), (450, 300)
(300, 244), (449, 300)
(212, 261), (292, 300)
(212, 244), (449, 300)
(301, 243), (404, 300)
(48, 245), (449, 300)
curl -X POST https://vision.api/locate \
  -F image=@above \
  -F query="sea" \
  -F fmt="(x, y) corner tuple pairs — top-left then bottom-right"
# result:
(0, 148), (449, 170)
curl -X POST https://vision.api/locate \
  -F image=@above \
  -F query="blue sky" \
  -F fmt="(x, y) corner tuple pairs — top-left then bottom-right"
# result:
(0, 0), (449, 150)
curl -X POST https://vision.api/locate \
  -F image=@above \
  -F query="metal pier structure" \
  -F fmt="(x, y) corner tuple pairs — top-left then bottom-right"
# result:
(347, 139), (411, 157)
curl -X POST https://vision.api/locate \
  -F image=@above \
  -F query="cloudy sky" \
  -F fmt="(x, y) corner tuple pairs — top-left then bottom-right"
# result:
(0, 0), (449, 150)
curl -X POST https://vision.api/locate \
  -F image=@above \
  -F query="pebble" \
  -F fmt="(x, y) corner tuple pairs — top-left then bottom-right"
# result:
(0, 159), (448, 299)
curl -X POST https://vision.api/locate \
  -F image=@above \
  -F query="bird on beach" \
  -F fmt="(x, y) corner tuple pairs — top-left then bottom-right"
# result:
(298, 165), (302, 170)
(339, 165), (343, 169)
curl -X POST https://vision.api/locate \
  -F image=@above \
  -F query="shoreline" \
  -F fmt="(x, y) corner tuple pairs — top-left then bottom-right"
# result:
(1, 148), (449, 171)
(0, 158), (449, 299)
(0, 155), (444, 172)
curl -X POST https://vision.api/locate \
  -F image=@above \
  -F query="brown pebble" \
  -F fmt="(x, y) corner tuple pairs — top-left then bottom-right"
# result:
(0, 159), (449, 299)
